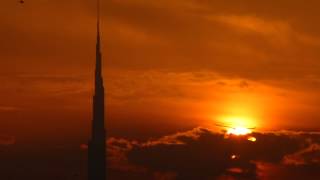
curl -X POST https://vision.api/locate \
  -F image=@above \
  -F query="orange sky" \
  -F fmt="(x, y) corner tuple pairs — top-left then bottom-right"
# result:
(1, 0), (320, 141)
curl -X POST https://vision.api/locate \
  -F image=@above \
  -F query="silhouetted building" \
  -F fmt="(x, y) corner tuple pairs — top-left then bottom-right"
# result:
(88, 0), (106, 179)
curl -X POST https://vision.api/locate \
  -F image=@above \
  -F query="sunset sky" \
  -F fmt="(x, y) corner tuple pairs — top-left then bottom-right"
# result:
(2, 1), (320, 179)
(2, 0), (320, 142)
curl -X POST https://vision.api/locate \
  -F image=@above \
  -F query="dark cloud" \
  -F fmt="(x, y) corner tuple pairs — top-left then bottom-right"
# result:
(239, 81), (250, 88)
(283, 143), (320, 165)
(0, 135), (15, 146)
(107, 128), (320, 179)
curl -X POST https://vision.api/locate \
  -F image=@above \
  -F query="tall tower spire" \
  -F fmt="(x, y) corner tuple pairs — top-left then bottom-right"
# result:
(88, 0), (106, 179)
(96, 0), (102, 78)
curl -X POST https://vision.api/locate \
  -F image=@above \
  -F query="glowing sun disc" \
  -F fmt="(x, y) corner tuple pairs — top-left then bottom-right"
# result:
(227, 127), (252, 135)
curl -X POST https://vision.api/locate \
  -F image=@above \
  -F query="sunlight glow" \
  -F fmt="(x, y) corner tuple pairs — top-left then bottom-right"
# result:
(221, 116), (255, 128)
(230, 154), (240, 160)
(227, 127), (252, 135)
(247, 136), (257, 142)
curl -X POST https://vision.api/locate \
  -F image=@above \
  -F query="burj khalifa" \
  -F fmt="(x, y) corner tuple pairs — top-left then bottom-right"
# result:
(88, 0), (106, 179)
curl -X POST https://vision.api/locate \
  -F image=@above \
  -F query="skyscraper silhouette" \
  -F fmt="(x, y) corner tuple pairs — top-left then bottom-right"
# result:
(88, 0), (106, 179)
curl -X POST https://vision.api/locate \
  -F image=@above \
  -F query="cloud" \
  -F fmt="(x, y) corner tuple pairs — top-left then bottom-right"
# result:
(211, 15), (291, 37)
(283, 143), (320, 165)
(3, 1), (320, 132)
(0, 106), (20, 112)
(107, 128), (320, 179)
(0, 135), (15, 146)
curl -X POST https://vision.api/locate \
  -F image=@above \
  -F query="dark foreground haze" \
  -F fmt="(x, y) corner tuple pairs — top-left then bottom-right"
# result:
(1, 128), (320, 179)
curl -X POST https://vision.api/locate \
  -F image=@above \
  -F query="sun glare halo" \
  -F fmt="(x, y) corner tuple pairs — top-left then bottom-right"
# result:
(227, 127), (252, 136)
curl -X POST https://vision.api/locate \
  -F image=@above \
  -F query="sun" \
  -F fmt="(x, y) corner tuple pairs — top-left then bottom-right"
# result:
(215, 115), (256, 135)
(227, 127), (252, 136)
